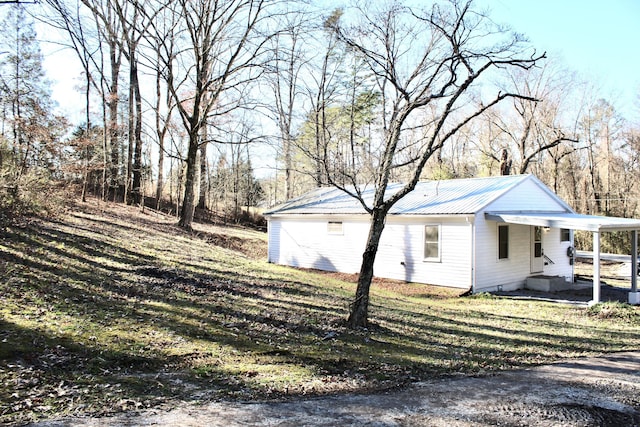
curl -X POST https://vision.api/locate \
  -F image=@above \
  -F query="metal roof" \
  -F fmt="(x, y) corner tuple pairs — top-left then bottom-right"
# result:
(485, 212), (640, 232)
(265, 174), (538, 216)
(267, 174), (640, 231)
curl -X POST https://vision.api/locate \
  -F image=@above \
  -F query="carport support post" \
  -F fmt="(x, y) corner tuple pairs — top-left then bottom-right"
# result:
(630, 230), (640, 305)
(592, 231), (601, 305)
(632, 230), (638, 293)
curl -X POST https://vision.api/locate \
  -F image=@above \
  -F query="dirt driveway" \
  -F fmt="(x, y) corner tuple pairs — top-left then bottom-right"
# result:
(29, 351), (640, 427)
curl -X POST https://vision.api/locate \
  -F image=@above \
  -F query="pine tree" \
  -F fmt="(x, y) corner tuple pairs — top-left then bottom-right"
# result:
(0, 4), (57, 176)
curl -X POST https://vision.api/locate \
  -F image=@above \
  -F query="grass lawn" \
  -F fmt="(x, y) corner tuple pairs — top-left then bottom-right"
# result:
(1, 200), (639, 425)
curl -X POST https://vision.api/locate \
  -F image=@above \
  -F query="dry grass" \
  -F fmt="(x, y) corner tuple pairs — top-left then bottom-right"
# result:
(1, 199), (639, 425)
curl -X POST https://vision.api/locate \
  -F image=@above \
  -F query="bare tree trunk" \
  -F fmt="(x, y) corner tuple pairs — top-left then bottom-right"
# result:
(124, 61), (135, 204)
(198, 141), (207, 209)
(81, 66), (91, 203)
(156, 145), (164, 209)
(233, 145), (241, 221)
(108, 44), (121, 199)
(314, 108), (323, 186)
(178, 133), (198, 229)
(131, 58), (143, 205)
(155, 67), (165, 209)
(348, 208), (387, 328)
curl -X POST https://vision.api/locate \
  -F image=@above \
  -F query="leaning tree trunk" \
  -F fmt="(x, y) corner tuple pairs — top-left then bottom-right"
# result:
(348, 208), (387, 328)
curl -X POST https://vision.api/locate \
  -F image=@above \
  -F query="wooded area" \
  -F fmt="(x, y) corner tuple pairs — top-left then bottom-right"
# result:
(1, 1), (639, 324)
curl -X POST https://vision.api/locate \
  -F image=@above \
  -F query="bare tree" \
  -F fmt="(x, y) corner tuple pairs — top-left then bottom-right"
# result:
(579, 98), (624, 215)
(265, 11), (309, 201)
(78, 0), (125, 200)
(152, 33), (176, 209)
(41, 0), (104, 199)
(321, 0), (544, 328)
(148, 0), (275, 230)
(112, 0), (146, 205)
(310, 10), (346, 188)
(480, 62), (578, 176)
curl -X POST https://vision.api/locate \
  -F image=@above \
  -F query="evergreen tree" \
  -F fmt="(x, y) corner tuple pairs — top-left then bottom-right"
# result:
(0, 4), (59, 177)
(0, 5), (68, 221)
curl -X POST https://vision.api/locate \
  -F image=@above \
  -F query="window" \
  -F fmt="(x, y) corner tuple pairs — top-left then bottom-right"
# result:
(327, 221), (343, 235)
(424, 225), (441, 261)
(498, 225), (509, 259)
(560, 228), (571, 242)
(534, 226), (543, 257)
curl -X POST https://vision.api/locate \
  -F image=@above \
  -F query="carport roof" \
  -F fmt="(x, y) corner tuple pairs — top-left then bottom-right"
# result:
(485, 211), (640, 232)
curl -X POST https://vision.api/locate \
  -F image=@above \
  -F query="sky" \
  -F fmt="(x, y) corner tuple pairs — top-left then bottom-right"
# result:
(38, 0), (640, 124)
(39, 0), (640, 125)
(482, 0), (640, 119)
(32, 0), (640, 181)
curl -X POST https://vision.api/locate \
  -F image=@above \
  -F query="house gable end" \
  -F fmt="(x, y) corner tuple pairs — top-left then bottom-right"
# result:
(480, 175), (573, 214)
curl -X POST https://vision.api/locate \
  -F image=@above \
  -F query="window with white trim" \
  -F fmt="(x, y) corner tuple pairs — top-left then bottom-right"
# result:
(327, 221), (343, 235)
(424, 224), (441, 261)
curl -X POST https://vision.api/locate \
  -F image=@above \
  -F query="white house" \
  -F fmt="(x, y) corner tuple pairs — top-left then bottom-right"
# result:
(264, 175), (640, 304)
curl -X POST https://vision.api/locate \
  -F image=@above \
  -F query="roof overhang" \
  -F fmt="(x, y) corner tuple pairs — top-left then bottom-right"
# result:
(485, 211), (640, 232)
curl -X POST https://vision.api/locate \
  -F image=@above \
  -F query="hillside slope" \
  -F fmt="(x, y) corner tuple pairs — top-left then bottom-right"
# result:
(1, 200), (639, 425)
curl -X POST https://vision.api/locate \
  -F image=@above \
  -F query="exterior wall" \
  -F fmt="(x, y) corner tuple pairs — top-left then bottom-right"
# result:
(538, 227), (574, 282)
(473, 221), (574, 292)
(473, 217), (532, 292)
(485, 178), (569, 212)
(473, 180), (574, 292)
(268, 214), (473, 289)
(373, 216), (472, 288)
(267, 215), (368, 274)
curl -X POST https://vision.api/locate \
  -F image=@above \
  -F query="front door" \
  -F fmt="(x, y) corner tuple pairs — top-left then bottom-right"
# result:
(531, 226), (544, 273)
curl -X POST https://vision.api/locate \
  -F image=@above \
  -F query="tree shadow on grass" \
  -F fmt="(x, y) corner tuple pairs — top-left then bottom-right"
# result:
(0, 317), (184, 424)
(2, 212), (640, 424)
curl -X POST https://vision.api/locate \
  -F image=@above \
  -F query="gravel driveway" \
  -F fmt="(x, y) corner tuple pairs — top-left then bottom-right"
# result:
(28, 351), (640, 427)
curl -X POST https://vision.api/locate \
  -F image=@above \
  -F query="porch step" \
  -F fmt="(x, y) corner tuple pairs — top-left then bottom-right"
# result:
(526, 275), (572, 292)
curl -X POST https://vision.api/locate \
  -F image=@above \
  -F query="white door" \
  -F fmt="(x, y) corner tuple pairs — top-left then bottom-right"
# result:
(531, 226), (544, 273)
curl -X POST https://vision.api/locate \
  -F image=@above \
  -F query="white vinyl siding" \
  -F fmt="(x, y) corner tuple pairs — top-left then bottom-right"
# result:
(267, 220), (281, 264)
(471, 178), (575, 292)
(268, 215), (472, 289)
(485, 178), (568, 212)
(373, 217), (471, 288)
(541, 227), (574, 282)
(267, 216), (367, 274)
(474, 218), (531, 292)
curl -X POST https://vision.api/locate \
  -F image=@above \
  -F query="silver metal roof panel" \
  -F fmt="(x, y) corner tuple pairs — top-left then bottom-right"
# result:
(265, 175), (533, 216)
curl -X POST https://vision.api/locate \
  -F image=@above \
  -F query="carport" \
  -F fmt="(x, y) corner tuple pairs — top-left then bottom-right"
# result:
(485, 211), (640, 305)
